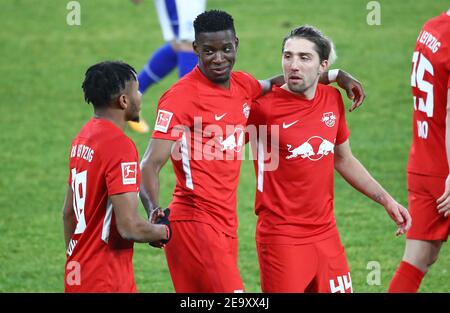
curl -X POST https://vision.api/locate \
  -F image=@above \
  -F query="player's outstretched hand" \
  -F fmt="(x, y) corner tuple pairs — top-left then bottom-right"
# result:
(336, 70), (366, 112)
(384, 200), (412, 236)
(436, 174), (450, 218)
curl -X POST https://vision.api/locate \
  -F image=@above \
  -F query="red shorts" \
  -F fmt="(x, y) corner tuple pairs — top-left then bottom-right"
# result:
(164, 220), (245, 292)
(257, 233), (351, 293)
(407, 173), (450, 241)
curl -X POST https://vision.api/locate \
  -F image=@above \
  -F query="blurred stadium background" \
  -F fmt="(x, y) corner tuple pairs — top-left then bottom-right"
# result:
(0, 0), (448, 292)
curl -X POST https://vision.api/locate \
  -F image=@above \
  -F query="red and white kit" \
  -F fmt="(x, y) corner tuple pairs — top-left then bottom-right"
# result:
(407, 12), (450, 241)
(250, 84), (352, 292)
(65, 118), (140, 292)
(152, 66), (261, 292)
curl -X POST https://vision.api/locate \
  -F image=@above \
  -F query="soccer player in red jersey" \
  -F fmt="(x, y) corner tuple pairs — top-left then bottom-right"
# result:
(140, 10), (365, 292)
(62, 61), (170, 293)
(249, 26), (411, 293)
(389, 9), (450, 293)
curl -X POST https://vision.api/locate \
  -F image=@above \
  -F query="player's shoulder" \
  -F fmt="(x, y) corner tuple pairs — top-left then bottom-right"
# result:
(99, 132), (137, 163)
(97, 122), (136, 153)
(107, 131), (136, 150)
(424, 13), (450, 35)
(257, 86), (279, 104)
(73, 119), (137, 161)
(232, 70), (257, 83)
(317, 84), (345, 111)
(159, 75), (198, 105)
(426, 12), (450, 26)
(318, 83), (341, 98)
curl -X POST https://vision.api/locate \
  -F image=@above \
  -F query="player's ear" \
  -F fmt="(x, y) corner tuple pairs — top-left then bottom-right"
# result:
(319, 59), (329, 75)
(235, 36), (239, 50)
(118, 94), (128, 110)
(193, 40), (199, 56)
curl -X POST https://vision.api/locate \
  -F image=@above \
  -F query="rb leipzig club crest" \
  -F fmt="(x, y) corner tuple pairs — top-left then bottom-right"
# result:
(321, 112), (336, 127)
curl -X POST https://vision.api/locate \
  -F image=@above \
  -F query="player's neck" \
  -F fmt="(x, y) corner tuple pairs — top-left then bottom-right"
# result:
(94, 109), (126, 131)
(281, 84), (317, 100)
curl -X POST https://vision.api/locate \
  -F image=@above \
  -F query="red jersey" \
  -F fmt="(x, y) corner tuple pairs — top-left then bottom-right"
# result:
(407, 12), (450, 177)
(152, 66), (261, 237)
(64, 118), (140, 292)
(249, 84), (350, 244)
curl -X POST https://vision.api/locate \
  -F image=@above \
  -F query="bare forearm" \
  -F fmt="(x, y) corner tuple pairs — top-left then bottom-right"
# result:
(267, 74), (285, 86)
(259, 74), (285, 94)
(63, 214), (76, 249)
(121, 218), (167, 243)
(140, 164), (161, 214)
(335, 155), (391, 206)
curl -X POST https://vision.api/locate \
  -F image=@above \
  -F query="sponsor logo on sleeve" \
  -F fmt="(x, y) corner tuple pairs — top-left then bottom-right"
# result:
(121, 162), (137, 185)
(154, 109), (174, 133)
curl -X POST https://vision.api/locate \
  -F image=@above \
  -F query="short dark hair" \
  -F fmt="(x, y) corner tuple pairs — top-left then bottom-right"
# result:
(82, 61), (137, 108)
(193, 10), (235, 39)
(282, 25), (335, 63)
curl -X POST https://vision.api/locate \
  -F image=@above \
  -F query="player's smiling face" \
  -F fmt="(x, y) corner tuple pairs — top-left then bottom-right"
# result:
(282, 37), (328, 99)
(194, 29), (238, 88)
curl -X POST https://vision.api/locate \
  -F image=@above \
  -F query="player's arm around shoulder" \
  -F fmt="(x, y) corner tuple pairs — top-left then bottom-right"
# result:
(320, 69), (366, 111)
(334, 140), (411, 236)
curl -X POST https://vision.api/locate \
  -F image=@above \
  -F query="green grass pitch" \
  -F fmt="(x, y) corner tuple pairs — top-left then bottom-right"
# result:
(0, 0), (448, 292)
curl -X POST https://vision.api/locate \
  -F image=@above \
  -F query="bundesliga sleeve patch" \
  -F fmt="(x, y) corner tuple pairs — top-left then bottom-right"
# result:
(121, 162), (137, 185)
(154, 109), (174, 133)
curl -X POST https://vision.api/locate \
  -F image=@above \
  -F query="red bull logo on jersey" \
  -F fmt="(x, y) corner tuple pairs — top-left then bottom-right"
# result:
(286, 136), (335, 161)
(219, 127), (245, 152)
(321, 112), (336, 127)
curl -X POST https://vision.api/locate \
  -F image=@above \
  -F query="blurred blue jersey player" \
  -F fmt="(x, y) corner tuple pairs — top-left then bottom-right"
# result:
(129, 0), (206, 133)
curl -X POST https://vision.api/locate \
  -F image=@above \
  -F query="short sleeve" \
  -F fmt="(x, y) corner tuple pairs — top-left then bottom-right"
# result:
(152, 86), (193, 141)
(248, 97), (267, 127)
(335, 89), (350, 145)
(103, 137), (140, 196)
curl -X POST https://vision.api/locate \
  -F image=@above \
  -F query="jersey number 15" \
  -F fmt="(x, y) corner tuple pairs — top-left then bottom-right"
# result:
(411, 51), (434, 117)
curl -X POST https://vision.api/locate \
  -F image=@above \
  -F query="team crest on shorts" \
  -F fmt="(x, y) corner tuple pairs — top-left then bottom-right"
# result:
(321, 112), (336, 127)
(243, 103), (250, 119)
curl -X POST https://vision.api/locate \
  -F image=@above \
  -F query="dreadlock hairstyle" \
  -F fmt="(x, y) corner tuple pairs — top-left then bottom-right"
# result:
(282, 25), (337, 65)
(193, 10), (236, 39)
(82, 61), (137, 108)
